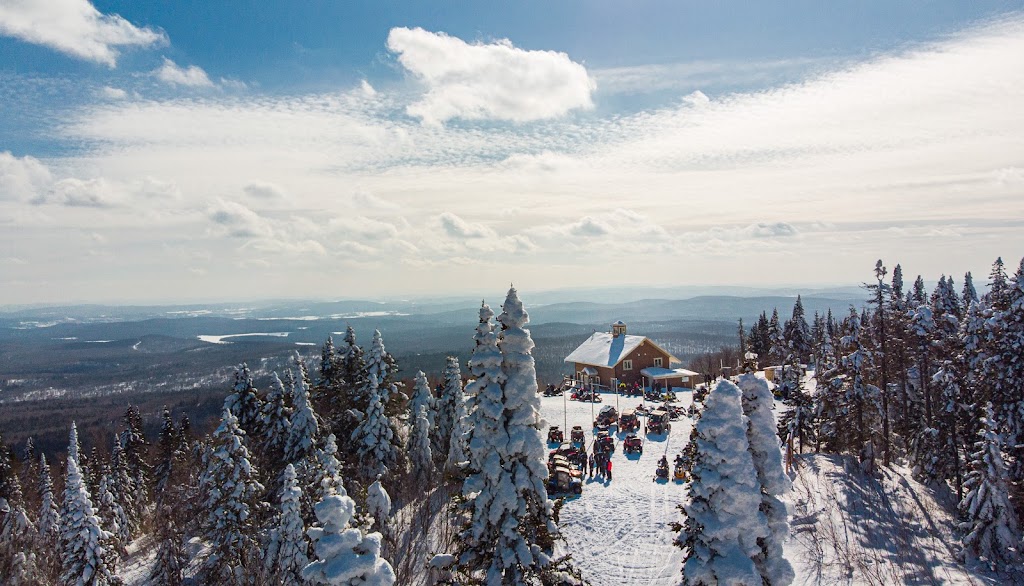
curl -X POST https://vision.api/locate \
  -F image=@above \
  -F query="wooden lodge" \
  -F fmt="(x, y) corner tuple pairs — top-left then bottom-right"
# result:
(563, 321), (701, 390)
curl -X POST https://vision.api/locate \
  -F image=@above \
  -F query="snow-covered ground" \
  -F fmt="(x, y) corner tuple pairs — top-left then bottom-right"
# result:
(539, 390), (692, 585)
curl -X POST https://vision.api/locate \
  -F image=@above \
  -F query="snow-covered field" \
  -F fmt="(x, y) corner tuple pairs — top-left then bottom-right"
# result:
(539, 390), (692, 585)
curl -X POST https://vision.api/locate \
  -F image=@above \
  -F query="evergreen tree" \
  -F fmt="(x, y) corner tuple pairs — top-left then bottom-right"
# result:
(409, 370), (436, 433)
(339, 326), (365, 392)
(986, 257), (1009, 311)
(320, 335), (338, 386)
(311, 434), (344, 505)
(783, 295), (811, 364)
(260, 372), (293, 463)
(959, 404), (1020, 571)
(95, 472), (130, 555)
(265, 464), (308, 586)
(302, 486), (396, 585)
(119, 404), (151, 523)
(359, 330), (403, 415)
(962, 271), (979, 311)
(285, 365), (320, 465)
(149, 502), (186, 586)
(107, 437), (137, 539)
(225, 363), (264, 438)
(60, 456), (121, 586)
(351, 373), (400, 482)
(366, 477), (391, 534)
(454, 288), (559, 584)
(767, 309), (784, 365)
(408, 405), (433, 487)
(0, 433), (12, 501)
(988, 257), (1024, 479)
(738, 374), (794, 585)
(18, 437), (39, 513)
(38, 453), (61, 551)
(199, 408), (266, 585)
(440, 357), (470, 477)
(866, 260), (893, 466)
(679, 380), (770, 586)
(1, 476), (41, 584)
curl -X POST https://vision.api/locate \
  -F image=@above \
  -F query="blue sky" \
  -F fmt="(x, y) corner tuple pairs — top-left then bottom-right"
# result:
(0, 1), (1022, 304)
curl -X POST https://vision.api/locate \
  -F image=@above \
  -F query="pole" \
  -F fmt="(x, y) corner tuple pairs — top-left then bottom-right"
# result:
(590, 378), (594, 427)
(614, 377), (619, 413)
(563, 383), (567, 437)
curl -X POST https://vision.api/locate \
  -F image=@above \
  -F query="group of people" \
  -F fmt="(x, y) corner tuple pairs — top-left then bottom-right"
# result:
(588, 451), (613, 480)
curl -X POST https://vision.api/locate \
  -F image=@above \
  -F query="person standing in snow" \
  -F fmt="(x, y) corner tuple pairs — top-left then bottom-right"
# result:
(606, 459), (612, 481)
(588, 454), (595, 477)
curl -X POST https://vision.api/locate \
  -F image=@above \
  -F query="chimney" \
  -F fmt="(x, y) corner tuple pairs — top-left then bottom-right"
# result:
(612, 320), (627, 337)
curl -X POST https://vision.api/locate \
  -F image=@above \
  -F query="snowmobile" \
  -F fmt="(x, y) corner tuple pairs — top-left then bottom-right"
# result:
(654, 456), (670, 481)
(674, 463), (687, 482)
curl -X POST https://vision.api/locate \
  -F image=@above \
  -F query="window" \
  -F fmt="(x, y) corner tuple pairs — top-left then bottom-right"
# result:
(623, 359), (633, 371)
(653, 357), (663, 367)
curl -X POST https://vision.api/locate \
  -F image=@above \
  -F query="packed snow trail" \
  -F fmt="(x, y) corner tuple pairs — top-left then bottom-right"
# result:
(540, 391), (691, 585)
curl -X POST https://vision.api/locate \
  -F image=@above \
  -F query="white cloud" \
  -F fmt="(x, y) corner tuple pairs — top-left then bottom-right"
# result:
(386, 27), (595, 124)
(742, 222), (799, 239)
(438, 212), (496, 239)
(0, 152), (53, 201)
(207, 199), (271, 238)
(99, 86), (127, 100)
(243, 181), (289, 201)
(153, 57), (214, 87)
(0, 0), (166, 67)
(351, 190), (399, 211)
(568, 216), (612, 238)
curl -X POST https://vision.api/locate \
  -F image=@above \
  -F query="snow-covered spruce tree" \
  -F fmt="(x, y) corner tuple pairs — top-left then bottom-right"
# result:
(311, 433), (344, 505)
(320, 335), (338, 386)
(366, 476), (391, 534)
(436, 356), (465, 466)
(260, 372), (293, 465)
(18, 437), (39, 514)
(360, 330), (405, 416)
(149, 501), (186, 586)
(265, 464), (309, 586)
(679, 380), (770, 586)
(962, 271), (979, 313)
(408, 405), (433, 487)
(225, 363), (264, 438)
(783, 295), (812, 365)
(959, 404), (1021, 571)
(410, 370), (437, 433)
(285, 365), (320, 466)
(1, 476), (41, 584)
(460, 302), (504, 479)
(199, 408), (266, 585)
(38, 453), (60, 549)
(351, 373), (401, 483)
(119, 404), (151, 524)
(108, 436), (137, 539)
(302, 482), (396, 585)
(840, 308), (879, 462)
(738, 374), (794, 586)
(95, 472), (130, 555)
(989, 257), (1024, 479)
(60, 456), (121, 586)
(453, 288), (562, 585)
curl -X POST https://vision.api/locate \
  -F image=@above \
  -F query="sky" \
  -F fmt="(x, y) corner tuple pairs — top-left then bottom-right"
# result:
(1, 1), (1022, 305)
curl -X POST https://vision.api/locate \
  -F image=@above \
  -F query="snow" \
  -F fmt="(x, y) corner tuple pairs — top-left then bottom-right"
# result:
(539, 390), (690, 584)
(564, 332), (648, 367)
(196, 332), (290, 344)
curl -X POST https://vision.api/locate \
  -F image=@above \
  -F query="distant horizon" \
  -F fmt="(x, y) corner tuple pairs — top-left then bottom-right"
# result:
(0, 274), (990, 311)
